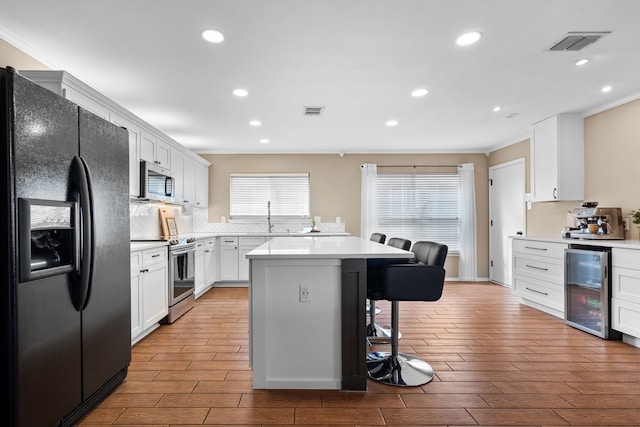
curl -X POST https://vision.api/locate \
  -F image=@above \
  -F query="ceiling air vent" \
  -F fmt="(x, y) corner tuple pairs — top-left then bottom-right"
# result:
(303, 106), (325, 116)
(549, 32), (610, 51)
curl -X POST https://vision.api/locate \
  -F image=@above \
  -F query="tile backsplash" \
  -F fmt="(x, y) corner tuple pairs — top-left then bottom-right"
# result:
(130, 203), (345, 238)
(130, 202), (194, 239)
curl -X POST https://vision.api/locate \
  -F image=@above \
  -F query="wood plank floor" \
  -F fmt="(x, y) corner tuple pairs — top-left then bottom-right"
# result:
(76, 282), (640, 426)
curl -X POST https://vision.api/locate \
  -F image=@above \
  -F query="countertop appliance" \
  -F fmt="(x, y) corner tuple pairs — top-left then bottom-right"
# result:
(1, 67), (131, 426)
(566, 205), (624, 240)
(565, 244), (621, 340)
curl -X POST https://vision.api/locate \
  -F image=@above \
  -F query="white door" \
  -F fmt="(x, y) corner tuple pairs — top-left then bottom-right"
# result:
(489, 159), (525, 287)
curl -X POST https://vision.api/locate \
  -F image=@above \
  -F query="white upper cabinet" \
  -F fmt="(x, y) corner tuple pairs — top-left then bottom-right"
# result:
(19, 70), (111, 120)
(170, 148), (198, 206)
(195, 162), (209, 208)
(110, 112), (142, 197)
(183, 157), (197, 206)
(530, 113), (584, 202)
(141, 130), (171, 169)
(19, 70), (210, 202)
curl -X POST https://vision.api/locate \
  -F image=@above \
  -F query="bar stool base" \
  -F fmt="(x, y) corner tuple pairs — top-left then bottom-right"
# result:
(366, 351), (434, 386)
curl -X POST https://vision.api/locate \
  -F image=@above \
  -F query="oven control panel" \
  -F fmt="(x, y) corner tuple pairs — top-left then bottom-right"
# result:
(168, 237), (196, 246)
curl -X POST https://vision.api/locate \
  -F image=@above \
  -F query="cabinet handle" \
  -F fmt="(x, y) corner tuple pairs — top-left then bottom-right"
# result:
(526, 287), (548, 296)
(525, 264), (549, 271)
(152, 254), (160, 258)
(205, 250), (210, 253)
(524, 246), (547, 251)
(553, 188), (557, 200)
(140, 268), (149, 273)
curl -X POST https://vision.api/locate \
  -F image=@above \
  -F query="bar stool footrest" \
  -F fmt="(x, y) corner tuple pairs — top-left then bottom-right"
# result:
(366, 351), (434, 386)
(366, 323), (401, 343)
(366, 304), (382, 315)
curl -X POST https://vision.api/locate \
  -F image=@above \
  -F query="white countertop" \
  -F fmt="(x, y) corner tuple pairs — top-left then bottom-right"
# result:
(511, 235), (640, 250)
(130, 232), (350, 252)
(246, 235), (415, 260)
(130, 241), (168, 251)
(190, 231), (350, 239)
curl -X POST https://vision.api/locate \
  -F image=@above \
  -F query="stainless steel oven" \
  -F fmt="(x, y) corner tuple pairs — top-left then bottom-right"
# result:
(165, 238), (196, 323)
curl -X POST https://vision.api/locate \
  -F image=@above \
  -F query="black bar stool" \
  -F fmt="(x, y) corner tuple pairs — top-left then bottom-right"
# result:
(367, 237), (411, 343)
(366, 233), (386, 318)
(367, 241), (448, 386)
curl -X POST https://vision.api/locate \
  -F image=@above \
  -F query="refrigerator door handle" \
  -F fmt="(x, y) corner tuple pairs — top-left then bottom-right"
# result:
(70, 155), (95, 311)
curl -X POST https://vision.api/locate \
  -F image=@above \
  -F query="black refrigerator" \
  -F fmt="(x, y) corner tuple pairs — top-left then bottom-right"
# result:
(1, 67), (131, 426)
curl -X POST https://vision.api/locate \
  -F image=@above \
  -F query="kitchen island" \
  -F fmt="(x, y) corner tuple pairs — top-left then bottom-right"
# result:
(246, 236), (414, 390)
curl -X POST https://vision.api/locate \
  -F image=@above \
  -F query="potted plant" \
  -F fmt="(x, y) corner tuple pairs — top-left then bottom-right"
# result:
(631, 210), (640, 237)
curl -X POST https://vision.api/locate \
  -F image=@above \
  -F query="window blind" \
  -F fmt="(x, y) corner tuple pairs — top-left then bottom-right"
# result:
(230, 173), (310, 217)
(376, 173), (460, 251)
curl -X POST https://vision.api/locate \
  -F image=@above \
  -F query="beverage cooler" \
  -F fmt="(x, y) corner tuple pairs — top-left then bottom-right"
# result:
(564, 245), (620, 339)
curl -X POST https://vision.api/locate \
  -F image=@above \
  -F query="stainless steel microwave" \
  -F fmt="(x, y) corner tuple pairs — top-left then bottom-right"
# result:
(139, 161), (175, 203)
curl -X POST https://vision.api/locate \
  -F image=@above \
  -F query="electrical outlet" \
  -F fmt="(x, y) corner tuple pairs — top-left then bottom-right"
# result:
(299, 284), (311, 302)
(623, 217), (630, 231)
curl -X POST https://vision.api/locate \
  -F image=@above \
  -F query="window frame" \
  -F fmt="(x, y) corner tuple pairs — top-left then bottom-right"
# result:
(229, 173), (310, 219)
(375, 172), (460, 252)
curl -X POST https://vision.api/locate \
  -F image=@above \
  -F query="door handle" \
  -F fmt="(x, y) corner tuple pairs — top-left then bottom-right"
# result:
(526, 287), (548, 296)
(526, 264), (549, 271)
(70, 155), (94, 311)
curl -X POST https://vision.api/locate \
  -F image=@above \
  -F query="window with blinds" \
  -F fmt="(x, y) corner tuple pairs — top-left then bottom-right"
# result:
(376, 173), (460, 251)
(230, 173), (310, 218)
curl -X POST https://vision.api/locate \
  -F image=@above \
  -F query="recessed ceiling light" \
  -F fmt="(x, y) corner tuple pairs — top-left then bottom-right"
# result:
(233, 89), (248, 97)
(601, 85), (612, 93)
(259, 139), (269, 144)
(201, 29), (224, 43)
(456, 31), (482, 46)
(249, 120), (262, 126)
(493, 106), (502, 112)
(411, 88), (429, 97)
(385, 120), (399, 127)
(575, 58), (590, 66)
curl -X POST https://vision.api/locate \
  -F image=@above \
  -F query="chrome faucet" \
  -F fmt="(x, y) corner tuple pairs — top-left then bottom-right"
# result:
(267, 201), (274, 233)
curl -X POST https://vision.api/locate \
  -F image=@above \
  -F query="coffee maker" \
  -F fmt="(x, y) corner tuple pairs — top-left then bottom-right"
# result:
(566, 202), (624, 240)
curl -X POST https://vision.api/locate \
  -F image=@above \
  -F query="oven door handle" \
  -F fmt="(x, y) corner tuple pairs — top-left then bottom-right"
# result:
(170, 248), (195, 256)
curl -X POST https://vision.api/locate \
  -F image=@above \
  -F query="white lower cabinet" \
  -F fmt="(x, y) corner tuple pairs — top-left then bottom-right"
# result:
(612, 248), (640, 341)
(239, 237), (266, 281)
(218, 236), (266, 282)
(205, 238), (217, 285)
(220, 237), (239, 281)
(195, 238), (217, 297)
(512, 238), (567, 318)
(131, 247), (169, 344)
(195, 241), (206, 297)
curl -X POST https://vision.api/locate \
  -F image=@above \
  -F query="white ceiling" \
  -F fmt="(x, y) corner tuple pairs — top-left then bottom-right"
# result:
(2, 0), (640, 154)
